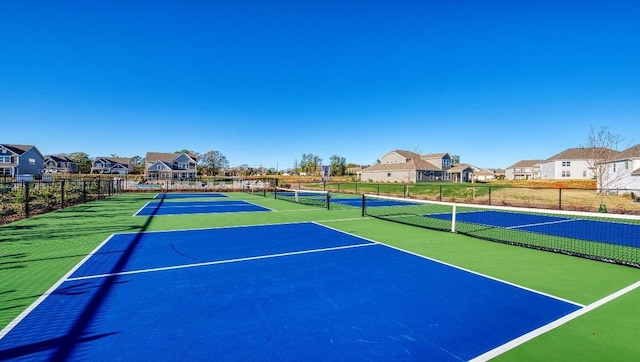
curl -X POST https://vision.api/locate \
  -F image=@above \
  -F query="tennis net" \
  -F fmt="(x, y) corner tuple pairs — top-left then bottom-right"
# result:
(274, 187), (330, 209)
(363, 194), (640, 268)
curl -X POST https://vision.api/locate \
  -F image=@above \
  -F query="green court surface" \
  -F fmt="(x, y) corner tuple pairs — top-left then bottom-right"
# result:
(2, 192), (640, 360)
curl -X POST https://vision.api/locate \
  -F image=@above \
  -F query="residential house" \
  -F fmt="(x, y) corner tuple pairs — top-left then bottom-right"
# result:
(505, 160), (542, 180)
(598, 143), (640, 191)
(44, 155), (79, 174)
(447, 163), (478, 183)
(0, 144), (45, 177)
(540, 147), (618, 180)
(91, 156), (132, 175)
(360, 151), (452, 183)
(145, 152), (198, 181)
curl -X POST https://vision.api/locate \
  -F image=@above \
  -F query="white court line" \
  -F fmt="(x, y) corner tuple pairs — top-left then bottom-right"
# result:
(66, 243), (376, 282)
(313, 222), (584, 308)
(469, 280), (640, 362)
(506, 218), (580, 230)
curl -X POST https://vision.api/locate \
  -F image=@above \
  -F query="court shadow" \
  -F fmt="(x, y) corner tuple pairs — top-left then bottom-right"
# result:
(0, 194), (165, 360)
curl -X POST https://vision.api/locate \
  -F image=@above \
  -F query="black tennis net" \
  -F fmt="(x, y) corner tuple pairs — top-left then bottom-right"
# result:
(274, 187), (330, 209)
(363, 194), (640, 268)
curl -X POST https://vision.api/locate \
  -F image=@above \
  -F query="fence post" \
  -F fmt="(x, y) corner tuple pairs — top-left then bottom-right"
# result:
(488, 186), (492, 205)
(439, 185), (443, 201)
(24, 181), (30, 218)
(355, 182), (358, 194)
(376, 183), (380, 195)
(83, 180), (87, 203)
(97, 178), (102, 199)
(558, 188), (562, 210)
(61, 180), (65, 209)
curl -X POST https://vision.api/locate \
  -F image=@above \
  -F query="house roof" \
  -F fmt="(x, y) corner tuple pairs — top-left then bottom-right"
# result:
(506, 160), (542, 169)
(447, 163), (475, 173)
(545, 147), (618, 161)
(1, 144), (35, 155)
(45, 155), (74, 162)
(146, 152), (197, 163)
(615, 143), (640, 160)
(94, 156), (131, 164)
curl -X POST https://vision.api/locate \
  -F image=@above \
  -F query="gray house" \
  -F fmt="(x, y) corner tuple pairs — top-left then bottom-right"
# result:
(91, 157), (132, 174)
(44, 155), (79, 174)
(0, 144), (45, 177)
(145, 152), (198, 180)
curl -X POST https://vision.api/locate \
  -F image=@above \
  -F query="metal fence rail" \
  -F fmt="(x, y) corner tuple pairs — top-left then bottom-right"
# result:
(1, 179), (123, 225)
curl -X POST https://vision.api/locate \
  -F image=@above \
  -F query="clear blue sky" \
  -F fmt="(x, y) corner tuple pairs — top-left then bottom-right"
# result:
(1, 1), (638, 170)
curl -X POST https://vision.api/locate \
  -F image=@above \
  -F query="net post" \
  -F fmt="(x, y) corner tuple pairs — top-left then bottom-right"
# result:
(361, 194), (366, 217)
(450, 204), (457, 233)
(326, 193), (330, 210)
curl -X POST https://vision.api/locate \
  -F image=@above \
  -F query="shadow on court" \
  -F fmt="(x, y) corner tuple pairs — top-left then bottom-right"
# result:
(0, 194), (165, 360)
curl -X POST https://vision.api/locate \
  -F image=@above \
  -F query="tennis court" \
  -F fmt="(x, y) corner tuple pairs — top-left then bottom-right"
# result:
(425, 209), (640, 247)
(0, 222), (581, 360)
(153, 192), (228, 199)
(2, 192), (640, 360)
(135, 200), (271, 216)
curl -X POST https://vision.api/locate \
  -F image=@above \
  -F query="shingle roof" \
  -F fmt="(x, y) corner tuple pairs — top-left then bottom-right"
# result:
(1, 144), (34, 155)
(94, 156), (131, 164)
(615, 144), (640, 160)
(506, 160), (542, 169)
(545, 147), (618, 161)
(146, 152), (197, 163)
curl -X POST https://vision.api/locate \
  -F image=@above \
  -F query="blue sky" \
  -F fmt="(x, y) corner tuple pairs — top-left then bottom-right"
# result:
(1, 1), (638, 170)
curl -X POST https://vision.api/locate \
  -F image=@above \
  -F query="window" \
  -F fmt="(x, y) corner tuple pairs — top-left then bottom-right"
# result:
(1, 168), (10, 176)
(29, 158), (35, 165)
(562, 161), (571, 167)
(156, 164), (163, 170)
(583, 171), (587, 177)
(387, 173), (391, 177)
(0, 156), (10, 163)
(561, 171), (571, 177)
(443, 158), (450, 167)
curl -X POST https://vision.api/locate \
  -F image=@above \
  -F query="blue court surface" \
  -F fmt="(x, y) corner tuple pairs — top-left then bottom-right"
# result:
(135, 200), (270, 216)
(0, 223), (582, 361)
(154, 192), (228, 199)
(428, 210), (640, 247)
(332, 197), (420, 208)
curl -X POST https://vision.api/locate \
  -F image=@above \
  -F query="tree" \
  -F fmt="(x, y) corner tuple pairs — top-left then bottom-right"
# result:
(68, 152), (92, 174)
(329, 155), (347, 176)
(582, 125), (625, 192)
(299, 153), (322, 175)
(200, 150), (229, 176)
(130, 155), (145, 174)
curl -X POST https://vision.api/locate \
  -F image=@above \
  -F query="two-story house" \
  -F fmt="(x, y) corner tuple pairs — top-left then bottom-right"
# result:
(598, 143), (640, 191)
(145, 152), (198, 181)
(540, 147), (618, 180)
(505, 160), (542, 180)
(360, 150), (453, 183)
(44, 155), (79, 174)
(0, 144), (45, 177)
(91, 156), (132, 174)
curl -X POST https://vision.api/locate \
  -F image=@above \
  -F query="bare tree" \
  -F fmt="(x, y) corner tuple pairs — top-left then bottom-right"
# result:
(582, 125), (624, 192)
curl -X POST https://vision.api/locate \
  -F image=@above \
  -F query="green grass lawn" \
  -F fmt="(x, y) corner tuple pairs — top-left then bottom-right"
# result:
(1, 192), (640, 360)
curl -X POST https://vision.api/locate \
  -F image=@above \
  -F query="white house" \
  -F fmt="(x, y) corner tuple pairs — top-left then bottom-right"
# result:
(540, 147), (618, 180)
(598, 144), (640, 191)
(505, 160), (542, 180)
